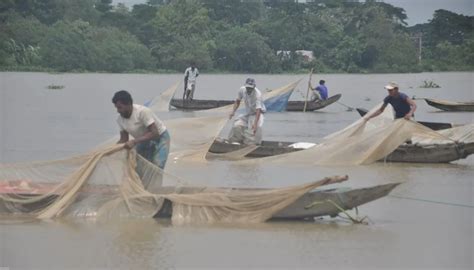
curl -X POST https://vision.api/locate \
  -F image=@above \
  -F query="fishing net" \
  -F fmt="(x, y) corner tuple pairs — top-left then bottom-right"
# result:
(146, 82), (180, 112)
(234, 104), (463, 165)
(205, 79), (301, 114)
(1, 84), (471, 223)
(0, 144), (348, 223)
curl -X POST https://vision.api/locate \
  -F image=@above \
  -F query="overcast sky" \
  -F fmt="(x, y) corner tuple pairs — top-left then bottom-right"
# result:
(114, 0), (474, 26)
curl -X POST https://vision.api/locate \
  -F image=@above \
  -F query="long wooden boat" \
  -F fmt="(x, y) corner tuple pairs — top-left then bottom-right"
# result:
(0, 181), (399, 220)
(286, 94), (341, 111)
(208, 139), (474, 163)
(170, 94), (342, 112)
(154, 183), (400, 220)
(356, 107), (453, 130)
(424, 98), (474, 112)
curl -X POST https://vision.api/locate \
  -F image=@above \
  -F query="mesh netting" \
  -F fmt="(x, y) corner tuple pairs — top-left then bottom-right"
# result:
(1, 84), (472, 223)
(0, 145), (348, 223)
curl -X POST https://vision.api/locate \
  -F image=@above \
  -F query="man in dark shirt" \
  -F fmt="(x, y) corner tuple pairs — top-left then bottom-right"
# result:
(364, 82), (417, 121)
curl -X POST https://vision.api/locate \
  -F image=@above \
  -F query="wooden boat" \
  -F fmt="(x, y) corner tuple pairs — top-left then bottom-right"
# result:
(356, 107), (453, 130)
(0, 181), (400, 220)
(208, 139), (474, 163)
(424, 98), (474, 112)
(154, 183), (400, 220)
(286, 94), (341, 111)
(170, 94), (342, 112)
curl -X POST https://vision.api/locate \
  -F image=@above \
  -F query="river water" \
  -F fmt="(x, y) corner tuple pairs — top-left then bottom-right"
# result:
(0, 72), (473, 269)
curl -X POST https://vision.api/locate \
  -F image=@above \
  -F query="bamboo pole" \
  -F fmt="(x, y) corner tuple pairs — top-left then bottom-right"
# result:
(303, 68), (313, 112)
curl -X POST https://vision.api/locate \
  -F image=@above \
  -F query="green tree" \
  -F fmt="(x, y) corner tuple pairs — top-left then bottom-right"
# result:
(96, 0), (113, 13)
(148, 0), (213, 70)
(213, 27), (280, 72)
(427, 9), (474, 46)
(200, 0), (265, 26)
(40, 20), (153, 72)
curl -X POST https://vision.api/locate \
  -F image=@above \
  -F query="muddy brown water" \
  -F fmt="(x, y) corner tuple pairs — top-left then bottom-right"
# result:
(0, 72), (473, 269)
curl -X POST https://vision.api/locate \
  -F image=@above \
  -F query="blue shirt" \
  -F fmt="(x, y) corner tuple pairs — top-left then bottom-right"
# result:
(384, 92), (411, 119)
(315, 84), (328, 100)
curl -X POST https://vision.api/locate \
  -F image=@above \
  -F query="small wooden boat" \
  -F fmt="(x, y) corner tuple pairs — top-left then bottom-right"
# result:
(170, 94), (342, 112)
(0, 181), (400, 220)
(286, 94), (342, 111)
(154, 183), (400, 220)
(208, 139), (474, 163)
(356, 108), (453, 130)
(424, 98), (474, 112)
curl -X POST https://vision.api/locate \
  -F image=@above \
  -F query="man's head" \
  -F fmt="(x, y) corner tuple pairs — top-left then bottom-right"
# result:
(190, 62), (196, 69)
(384, 82), (399, 97)
(112, 90), (133, 118)
(319, 80), (325, 85)
(244, 78), (256, 93)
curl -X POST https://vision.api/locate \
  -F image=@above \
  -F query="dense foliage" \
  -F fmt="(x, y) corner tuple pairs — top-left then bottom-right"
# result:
(0, 0), (472, 73)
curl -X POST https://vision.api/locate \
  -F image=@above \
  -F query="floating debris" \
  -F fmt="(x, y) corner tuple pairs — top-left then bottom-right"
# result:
(47, 84), (65, 90)
(419, 80), (440, 88)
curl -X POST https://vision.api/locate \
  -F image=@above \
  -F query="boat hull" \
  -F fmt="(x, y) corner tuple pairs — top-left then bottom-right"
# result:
(170, 94), (342, 111)
(425, 99), (474, 112)
(355, 107), (453, 130)
(152, 183), (400, 220)
(208, 140), (474, 163)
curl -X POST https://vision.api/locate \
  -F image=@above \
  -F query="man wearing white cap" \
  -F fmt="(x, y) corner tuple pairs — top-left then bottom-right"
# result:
(228, 78), (266, 144)
(364, 82), (417, 121)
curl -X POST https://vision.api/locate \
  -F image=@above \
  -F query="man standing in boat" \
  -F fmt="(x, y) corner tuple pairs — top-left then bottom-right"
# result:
(228, 78), (266, 145)
(364, 82), (417, 121)
(112, 90), (171, 169)
(310, 80), (329, 101)
(184, 62), (199, 100)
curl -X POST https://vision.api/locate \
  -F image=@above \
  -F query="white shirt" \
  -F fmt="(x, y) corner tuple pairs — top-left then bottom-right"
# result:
(117, 104), (166, 139)
(184, 67), (199, 82)
(237, 86), (266, 116)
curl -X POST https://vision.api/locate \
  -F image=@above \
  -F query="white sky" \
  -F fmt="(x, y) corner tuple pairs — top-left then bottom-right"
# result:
(114, 0), (473, 26)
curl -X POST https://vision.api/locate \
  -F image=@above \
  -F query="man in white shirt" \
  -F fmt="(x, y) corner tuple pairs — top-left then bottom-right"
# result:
(228, 78), (266, 145)
(184, 62), (199, 100)
(112, 90), (170, 169)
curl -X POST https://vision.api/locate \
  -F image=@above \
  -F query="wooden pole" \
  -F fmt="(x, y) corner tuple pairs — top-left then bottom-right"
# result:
(303, 68), (314, 112)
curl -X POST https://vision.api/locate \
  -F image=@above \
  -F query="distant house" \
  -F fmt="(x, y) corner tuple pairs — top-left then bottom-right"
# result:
(276, 50), (314, 62)
(295, 50), (314, 61)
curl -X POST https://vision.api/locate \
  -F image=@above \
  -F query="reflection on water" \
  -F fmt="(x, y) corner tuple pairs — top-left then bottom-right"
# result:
(0, 72), (473, 268)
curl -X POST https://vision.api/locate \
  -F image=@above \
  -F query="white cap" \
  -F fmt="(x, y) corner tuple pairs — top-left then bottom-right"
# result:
(384, 82), (399, 90)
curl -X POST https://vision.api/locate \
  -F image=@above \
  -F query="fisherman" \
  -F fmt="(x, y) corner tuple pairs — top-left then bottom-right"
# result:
(112, 90), (170, 169)
(310, 79), (329, 101)
(228, 78), (266, 145)
(184, 62), (199, 100)
(364, 82), (417, 121)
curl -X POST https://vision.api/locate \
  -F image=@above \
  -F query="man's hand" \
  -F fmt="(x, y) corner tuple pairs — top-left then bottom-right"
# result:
(252, 123), (257, 135)
(404, 113), (412, 120)
(124, 140), (136, 149)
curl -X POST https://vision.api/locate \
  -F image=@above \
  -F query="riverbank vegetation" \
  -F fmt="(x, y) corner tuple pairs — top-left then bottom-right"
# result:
(0, 0), (472, 73)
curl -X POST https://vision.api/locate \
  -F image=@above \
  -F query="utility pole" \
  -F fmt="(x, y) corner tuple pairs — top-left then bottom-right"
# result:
(410, 33), (423, 64)
(417, 33), (422, 64)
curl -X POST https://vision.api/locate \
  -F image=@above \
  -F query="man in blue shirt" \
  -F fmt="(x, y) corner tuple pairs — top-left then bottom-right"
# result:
(364, 82), (417, 120)
(311, 80), (329, 101)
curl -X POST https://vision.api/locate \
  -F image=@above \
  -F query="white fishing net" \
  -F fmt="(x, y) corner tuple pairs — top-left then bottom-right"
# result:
(0, 144), (348, 223)
(232, 104), (470, 165)
(1, 83), (471, 224)
(147, 82), (180, 112)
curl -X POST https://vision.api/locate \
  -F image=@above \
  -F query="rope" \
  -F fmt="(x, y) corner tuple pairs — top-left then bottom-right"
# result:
(305, 199), (368, 224)
(388, 195), (474, 208)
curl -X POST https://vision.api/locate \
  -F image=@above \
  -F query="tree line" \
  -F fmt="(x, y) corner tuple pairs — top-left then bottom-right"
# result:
(0, 0), (472, 73)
